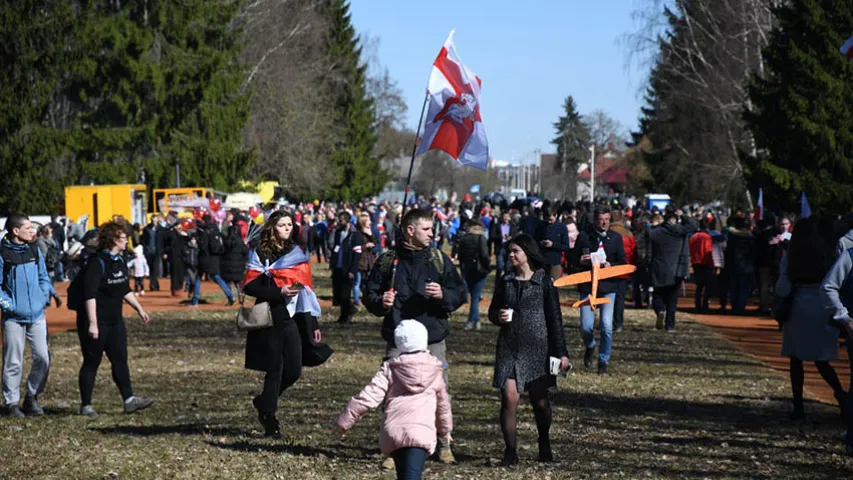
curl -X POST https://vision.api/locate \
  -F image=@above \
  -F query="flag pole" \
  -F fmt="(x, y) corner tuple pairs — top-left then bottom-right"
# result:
(400, 90), (430, 212)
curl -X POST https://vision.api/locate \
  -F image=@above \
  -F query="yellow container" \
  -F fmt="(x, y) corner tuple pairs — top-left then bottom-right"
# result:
(65, 184), (148, 227)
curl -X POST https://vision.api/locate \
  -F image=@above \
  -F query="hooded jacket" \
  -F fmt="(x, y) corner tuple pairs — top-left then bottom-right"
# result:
(0, 237), (51, 323)
(337, 351), (453, 455)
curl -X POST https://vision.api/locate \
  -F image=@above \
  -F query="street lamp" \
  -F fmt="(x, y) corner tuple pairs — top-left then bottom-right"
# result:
(589, 144), (595, 200)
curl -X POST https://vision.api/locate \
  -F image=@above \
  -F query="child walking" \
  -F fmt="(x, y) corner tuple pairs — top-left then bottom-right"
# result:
(128, 245), (150, 296)
(337, 320), (453, 480)
(182, 237), (200, 305)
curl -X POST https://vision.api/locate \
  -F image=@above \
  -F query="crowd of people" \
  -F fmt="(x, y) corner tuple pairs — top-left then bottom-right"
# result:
(4, 193), (853, 478)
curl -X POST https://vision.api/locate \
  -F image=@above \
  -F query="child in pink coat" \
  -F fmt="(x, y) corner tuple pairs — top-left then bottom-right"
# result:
(337, 320), (453, 480)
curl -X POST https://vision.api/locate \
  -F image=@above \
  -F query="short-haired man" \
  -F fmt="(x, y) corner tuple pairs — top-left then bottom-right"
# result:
(331, 211), (363, 323)
(0, 214), (52, 416)
(365, 208), (466, 464)
(572, 206), (626, 374)
(141, 214), (165, 292)
(649, 209), (697, 331)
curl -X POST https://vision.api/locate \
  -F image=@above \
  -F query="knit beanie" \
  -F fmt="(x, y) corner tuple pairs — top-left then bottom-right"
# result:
(394, 320), (428, 353)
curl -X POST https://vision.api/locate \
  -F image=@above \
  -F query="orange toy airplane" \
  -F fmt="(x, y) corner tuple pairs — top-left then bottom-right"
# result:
(554, 261), (637, 311)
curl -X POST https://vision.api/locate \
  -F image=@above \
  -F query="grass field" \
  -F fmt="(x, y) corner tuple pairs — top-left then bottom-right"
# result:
(1, 272), (852, 479)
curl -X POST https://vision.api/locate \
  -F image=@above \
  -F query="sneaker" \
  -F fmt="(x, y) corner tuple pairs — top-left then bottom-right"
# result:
(655, 311), (665, 330)
(22, 395), (44, 416)
(613, 326), (623, 333)
(597, 362), (609, 375)
(7, 404), (24, 418)
(80, 405), (97, 416)
(437, 444), (456, 464)
(474, 321), (482, 331)
(381, 456), (396, 470)
(225, 298), (236, 307)
(123, 396), (154, 414)
(463, 322), (474, 331)
(583, 347), (595, 370)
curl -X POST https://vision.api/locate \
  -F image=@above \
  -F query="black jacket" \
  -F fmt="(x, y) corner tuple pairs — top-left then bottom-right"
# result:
(141, 223), (165, 256)
(571, 227), (626, 296)
(364, 245), (467, 346)
(198, 224), (223, 275)
(331, 228), (363, 274)
(534, 221), (570, 266)
(457, 227), (490, 281)
(649, 216), (698, 287)
(725, 228), (756, 276)
(220, 230), (248, 283)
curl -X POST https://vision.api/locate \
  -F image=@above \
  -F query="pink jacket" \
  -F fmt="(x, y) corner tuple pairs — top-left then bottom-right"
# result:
(337, 351), (453, 455)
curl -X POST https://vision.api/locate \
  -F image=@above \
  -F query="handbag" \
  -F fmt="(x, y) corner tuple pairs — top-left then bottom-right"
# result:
(236, 293), (273, 331)
(772, 292), (794, 326)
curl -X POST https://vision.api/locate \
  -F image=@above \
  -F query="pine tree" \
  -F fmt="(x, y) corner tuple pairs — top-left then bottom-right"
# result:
(322, 0), (385, 200)
(745, 0), (853, 214)
(551, 96), (590, 200)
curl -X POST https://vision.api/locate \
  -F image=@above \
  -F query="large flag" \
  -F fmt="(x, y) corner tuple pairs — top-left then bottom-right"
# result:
(418, 30), (489, 170)
(841, 35), (853, 59)
(801, 192), (812, 219)
(755, 188), (764, 221)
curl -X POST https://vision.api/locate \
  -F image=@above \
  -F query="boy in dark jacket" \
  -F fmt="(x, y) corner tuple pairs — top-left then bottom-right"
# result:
(183, 236), (201, 306)
(571, 206), (626, 374)
(534, 206), (570, 280)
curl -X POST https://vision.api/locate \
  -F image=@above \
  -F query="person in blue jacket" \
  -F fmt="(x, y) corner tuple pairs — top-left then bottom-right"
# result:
(0, 214), (52, 417)
(534, 206), (570, 280)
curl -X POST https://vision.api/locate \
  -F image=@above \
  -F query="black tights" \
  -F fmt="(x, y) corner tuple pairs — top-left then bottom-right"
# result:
(76, 314), (133, 406)
(789, 357), (844, 412)
(500, 378), (551, 452)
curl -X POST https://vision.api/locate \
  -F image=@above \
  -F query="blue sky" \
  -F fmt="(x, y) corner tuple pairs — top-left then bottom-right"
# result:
(349, 0), (651, 164)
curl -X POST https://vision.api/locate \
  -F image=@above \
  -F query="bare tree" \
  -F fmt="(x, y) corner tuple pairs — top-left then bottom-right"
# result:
(583, 109), (628, 151)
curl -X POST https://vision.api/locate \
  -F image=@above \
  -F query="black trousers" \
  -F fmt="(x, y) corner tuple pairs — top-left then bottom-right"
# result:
(76, 313), (133, 406)
(332, 269), (354, 321)
(653, 284), (680, 330)
(693, 265), (714, 312)
(145, 253), (160, 290)
(258, 319), (303, 414)
(613, 279), (628, 330)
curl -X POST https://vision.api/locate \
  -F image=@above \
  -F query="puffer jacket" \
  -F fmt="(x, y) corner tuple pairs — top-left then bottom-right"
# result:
(0, 237), (51, 323)
(337, 351), (453, 455)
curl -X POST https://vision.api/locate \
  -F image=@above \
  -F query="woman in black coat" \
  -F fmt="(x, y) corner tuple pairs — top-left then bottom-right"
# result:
(488, 234), (569, 466)
(242, 211), (325, 438)
(168, 221), (191, 297)
(220, 225), (248, 294)
(457, 219), (491, 330)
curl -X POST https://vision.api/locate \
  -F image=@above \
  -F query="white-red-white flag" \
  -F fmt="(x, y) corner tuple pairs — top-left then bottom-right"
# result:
(417, 30), (489, 170)
(841, 35), (853, 59)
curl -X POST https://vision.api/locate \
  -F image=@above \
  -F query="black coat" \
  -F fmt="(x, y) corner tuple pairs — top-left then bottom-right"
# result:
(331, 228), (363, 274)
(571, 227), (627, 296)
(649, 216), (698, 287)
(364, 245), (467, 346)
(457, 227), (490, 281)
(220, 233), (248, 283)
(534, 221), (571, 266)
(725, 228), (756, 276)
(198, 225), (222, 275)
(243, 249), (333, 372)
(141, 223), (165, 256)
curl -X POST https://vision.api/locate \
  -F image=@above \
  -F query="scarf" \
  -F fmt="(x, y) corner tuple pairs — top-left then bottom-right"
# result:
(242, 247), (321, 317)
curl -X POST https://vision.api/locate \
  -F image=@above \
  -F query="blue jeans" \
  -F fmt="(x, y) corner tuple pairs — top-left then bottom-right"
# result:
(392, 447), (428, 480)
(55, 262), (64, 282)
(353, 271), (362, 305)
(579, 293), (616, 365)
(496, 245), (509, 276)
(465, 275), (488, 326)
(210, 273), (235, 302)
(190, 275), (202, 305)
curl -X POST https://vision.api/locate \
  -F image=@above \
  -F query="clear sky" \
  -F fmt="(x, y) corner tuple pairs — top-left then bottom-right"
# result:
(349, 0), (649, 165)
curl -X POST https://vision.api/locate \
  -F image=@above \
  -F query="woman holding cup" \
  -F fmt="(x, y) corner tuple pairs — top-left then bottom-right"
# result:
(488, 234), (569, 466)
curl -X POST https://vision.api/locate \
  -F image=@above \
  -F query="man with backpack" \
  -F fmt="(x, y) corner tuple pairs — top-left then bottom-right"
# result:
(196, 215), (236, 306)
(364, 208), (467, 465)
(0, 214), (52, 417)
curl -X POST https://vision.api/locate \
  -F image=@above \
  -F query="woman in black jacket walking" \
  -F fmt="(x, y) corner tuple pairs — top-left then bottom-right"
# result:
(220, 225), (248, 296)
(488, 234), (569, 466)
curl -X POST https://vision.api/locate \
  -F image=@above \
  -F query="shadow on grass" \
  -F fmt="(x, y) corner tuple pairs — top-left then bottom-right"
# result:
(206, 439), (343, 458)
(92, 423), (246, 437)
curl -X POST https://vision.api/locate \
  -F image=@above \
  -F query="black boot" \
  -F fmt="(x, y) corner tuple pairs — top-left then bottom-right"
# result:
(499, 448), (518, 467)
(538, 438), (553, 462)
(259, 412), (282, 438)
(583, 347), (595, 370)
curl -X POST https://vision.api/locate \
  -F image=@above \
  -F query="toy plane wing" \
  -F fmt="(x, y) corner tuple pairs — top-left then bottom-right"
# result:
(553, 265), (637, 287)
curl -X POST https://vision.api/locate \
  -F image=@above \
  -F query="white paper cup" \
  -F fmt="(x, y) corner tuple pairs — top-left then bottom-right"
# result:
(505, 308), (514, 323)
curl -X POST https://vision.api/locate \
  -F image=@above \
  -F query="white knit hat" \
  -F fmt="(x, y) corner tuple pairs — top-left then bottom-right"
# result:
(394, 320), (428, 353)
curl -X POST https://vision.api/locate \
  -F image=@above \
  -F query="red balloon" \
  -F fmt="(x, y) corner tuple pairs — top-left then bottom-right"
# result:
(209, 197), (222, 212)
(180, 218), (195, 231)
(248, 206), (259, 219)
(193, 208), (206, 220)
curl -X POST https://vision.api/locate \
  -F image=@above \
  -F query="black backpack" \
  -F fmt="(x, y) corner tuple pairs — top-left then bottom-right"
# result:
(67, 255), (105, 311)
(45, 245), (61, 270)
(207, 229), (225, 255)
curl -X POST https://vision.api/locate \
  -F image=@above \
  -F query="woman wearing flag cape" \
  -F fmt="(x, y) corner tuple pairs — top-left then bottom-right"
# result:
(241, 210), (333, 438)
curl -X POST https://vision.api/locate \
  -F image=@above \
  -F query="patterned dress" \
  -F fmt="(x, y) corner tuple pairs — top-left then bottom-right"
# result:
(489, 268), (568, 392)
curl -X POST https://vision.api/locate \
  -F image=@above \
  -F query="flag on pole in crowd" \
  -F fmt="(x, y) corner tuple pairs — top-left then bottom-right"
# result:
(417, 30), (489, 171)
(801, 192), (812, 218)
(755, 188), (764, 221)
(841, 35), (853, 59)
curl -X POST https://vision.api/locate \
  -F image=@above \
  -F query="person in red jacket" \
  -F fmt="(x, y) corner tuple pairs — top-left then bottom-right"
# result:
(689, 219), (714, 312)
(609, 210), (636, 332)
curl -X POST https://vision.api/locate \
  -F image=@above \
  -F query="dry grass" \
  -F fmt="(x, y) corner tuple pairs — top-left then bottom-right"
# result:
(1, 272), (852, 479)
